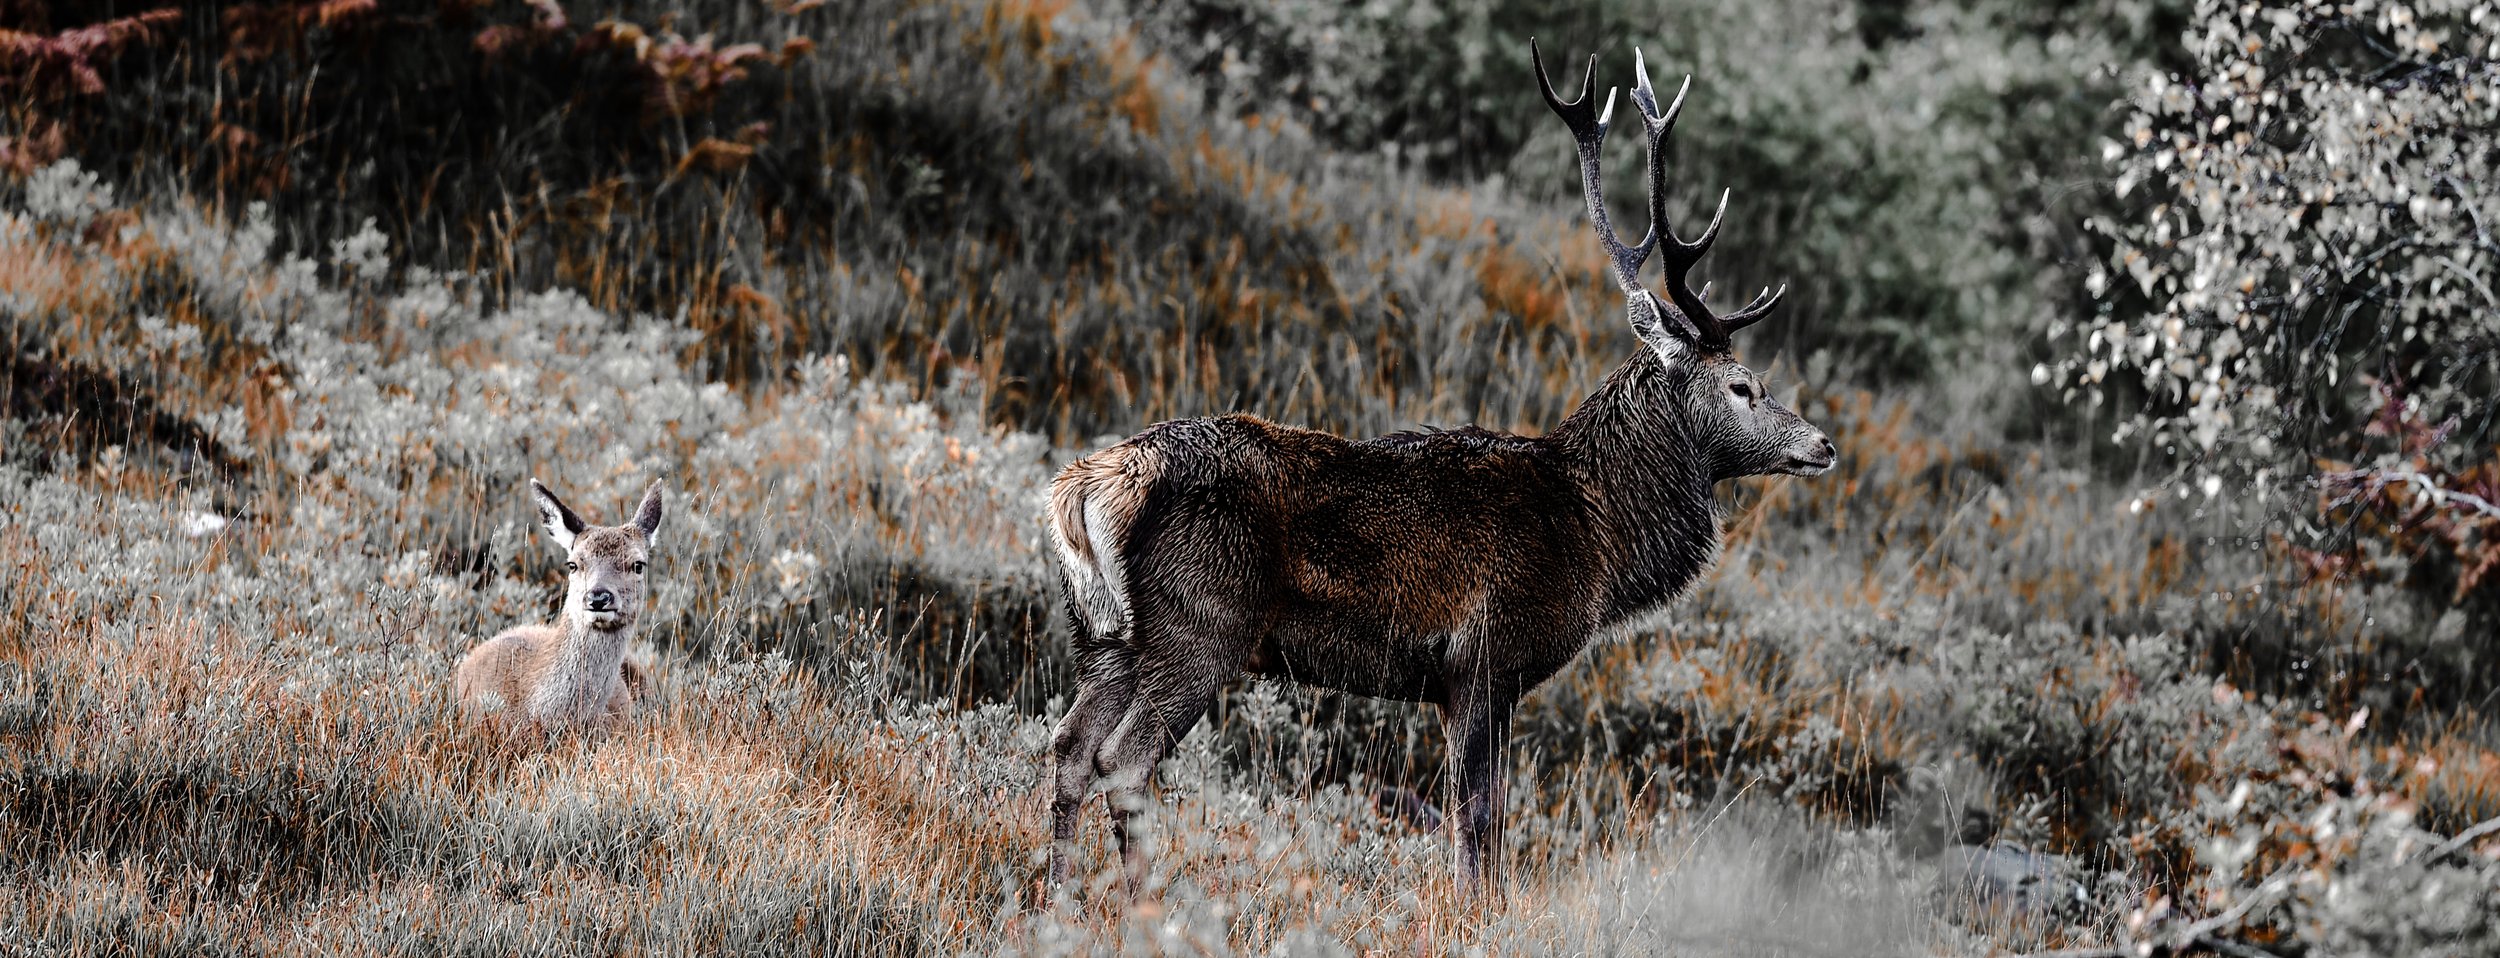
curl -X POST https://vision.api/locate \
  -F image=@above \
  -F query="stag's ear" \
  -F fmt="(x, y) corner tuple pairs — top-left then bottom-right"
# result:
(530, 478), (587, 551)
(632, 479), (665, 547)
(1628, 290), (1703, 366)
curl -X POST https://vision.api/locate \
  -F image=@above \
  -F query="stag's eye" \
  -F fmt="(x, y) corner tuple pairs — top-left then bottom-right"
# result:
(630, 561), (647, 574)
(565, 561), (580, 574)
(1730, 381), (1755, 401)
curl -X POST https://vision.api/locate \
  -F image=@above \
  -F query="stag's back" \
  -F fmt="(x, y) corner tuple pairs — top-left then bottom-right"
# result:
(1048, 414), (1609, 698)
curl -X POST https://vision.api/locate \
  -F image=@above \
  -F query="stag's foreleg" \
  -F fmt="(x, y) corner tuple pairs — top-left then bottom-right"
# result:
(1444, 669), (1517, 900)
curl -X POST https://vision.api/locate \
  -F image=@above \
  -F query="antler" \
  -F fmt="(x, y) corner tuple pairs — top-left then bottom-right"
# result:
(1627, 49), (1783, 350)
(1531, 39), (1652, 294)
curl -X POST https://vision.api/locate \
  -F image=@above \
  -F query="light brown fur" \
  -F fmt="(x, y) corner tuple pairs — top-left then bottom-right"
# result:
(1049, 442), (1166, 638)
(1049, 441), (1162, 568)
(454, 478), (665, 737)
(453, 625), (650, 730)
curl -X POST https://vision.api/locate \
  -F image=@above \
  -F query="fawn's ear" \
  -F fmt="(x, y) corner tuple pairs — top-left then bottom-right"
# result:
(633, 478), (665, 547)
(530, 478), (587, 551)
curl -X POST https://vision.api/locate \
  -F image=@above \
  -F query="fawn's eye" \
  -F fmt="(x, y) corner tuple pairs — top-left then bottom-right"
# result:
(565, 561), (580, 574)
(631, 561), (647, 574)
(1730, 381), (1754, 400)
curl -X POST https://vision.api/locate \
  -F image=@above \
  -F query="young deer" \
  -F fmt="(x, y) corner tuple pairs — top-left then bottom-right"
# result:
(1041, 43), (1836, 896)
(455, 478), (664, 736)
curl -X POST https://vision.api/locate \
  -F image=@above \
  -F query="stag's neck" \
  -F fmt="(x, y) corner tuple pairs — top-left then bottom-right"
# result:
(1546, 351), (1723, 626)
(527, 609), (630, 726)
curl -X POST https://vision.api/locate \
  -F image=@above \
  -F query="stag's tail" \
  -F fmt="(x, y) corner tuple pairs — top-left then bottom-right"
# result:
(1047, 442), (1162, 638)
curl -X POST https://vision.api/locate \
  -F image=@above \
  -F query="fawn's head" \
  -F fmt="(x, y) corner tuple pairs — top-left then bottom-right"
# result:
(531, 478), (666, 633)
(1533, 41), (1836, 481)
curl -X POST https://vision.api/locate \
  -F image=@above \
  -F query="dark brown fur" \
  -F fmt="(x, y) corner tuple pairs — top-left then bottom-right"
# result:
(1041, 47), (1840, 899)
(1044, 349), (1833, 895)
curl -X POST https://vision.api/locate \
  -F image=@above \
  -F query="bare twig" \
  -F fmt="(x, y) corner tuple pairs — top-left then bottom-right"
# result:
(2419, 815), (2500, 865)
(2011, 944), (2134, 957)
(2015, 866), (2297, 958)
(2193, 934), (2288, 958)
(2431, 255), (2500, 309)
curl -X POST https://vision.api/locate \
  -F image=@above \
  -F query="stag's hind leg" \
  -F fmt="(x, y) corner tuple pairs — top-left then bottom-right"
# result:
(1048, 645), (1135, 886)
(1091, 599), (1263, 889)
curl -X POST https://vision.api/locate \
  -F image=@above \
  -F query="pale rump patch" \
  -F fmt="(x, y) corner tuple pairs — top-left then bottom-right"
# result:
(1048, 443), (1161, 637)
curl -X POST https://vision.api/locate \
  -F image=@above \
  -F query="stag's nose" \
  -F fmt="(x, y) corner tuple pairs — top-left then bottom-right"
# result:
(1786, 435), (1839, 475)
(585, 588), (616, 612)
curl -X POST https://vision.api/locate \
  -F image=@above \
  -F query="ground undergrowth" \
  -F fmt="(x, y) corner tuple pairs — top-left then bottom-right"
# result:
(3, 1), (2495, 954)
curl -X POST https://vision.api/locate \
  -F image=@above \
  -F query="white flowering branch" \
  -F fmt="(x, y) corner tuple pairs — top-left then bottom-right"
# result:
(2317, 467), (2500, 522)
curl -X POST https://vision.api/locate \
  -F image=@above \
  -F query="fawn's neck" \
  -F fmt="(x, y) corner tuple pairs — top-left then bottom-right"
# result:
(526, 610), (632, 727)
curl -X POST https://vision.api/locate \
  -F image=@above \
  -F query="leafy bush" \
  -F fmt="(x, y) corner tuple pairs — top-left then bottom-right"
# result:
(2061, 0), (2500, 612)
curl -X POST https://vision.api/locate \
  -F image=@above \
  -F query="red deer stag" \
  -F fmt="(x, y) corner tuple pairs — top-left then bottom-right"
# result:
(1041, 41), (1836, 896)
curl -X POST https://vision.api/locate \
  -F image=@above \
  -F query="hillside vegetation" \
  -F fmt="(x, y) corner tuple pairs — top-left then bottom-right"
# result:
(2, 0), (2495, 954)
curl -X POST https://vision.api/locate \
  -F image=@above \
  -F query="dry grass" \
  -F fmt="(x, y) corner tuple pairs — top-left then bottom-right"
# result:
(1, 0), (2494, 953)
(3, 158), (2492, 953)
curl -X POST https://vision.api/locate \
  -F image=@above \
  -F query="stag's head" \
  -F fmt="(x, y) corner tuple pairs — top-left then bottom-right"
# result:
(531, 478), (666, 633)
(1533, 41), (1836, 481)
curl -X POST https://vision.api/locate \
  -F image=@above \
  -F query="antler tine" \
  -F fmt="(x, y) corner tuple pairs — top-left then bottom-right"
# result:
(1629, 50), (1782, 349)
(1679, 190), (1728, 259)
(1666, 192), (1731, 343)
(1629, 52), (1694, 255)
(1532, 38), (1651, 292)
(1530, 39), (1600, 132)
(1716, 283), (1788, 333)
(1628, 50), (1687, 128)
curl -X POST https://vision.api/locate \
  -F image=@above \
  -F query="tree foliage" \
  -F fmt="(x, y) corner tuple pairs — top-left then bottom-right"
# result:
(2066, 1), (2500, 493)
(1116, 0), (2181, 378)
(2063, 0), (2500, 614)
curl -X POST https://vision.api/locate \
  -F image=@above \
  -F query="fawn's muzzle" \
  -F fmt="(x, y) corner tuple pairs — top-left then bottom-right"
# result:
(585, 589), (616, 612)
